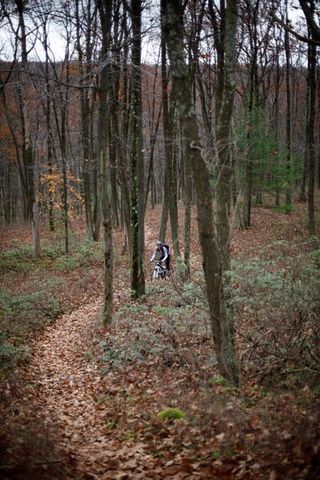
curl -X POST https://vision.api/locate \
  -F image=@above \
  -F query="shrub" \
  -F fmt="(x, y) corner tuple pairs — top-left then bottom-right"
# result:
(0, 245), (34, 272)
(53, 240), (103, 271)
(229, 247), (320, 386)
(54, 254), (80, 271)
(310, 249), (320, 269)
(157, 407), (186, 420)
(98, 289), (211, 377)
(41, 243), (64, 259)
(0, 236), (102, 379)
(0, 285), (63, 376)
(0, 289), (62, 327)
(0, 342), (31, 373)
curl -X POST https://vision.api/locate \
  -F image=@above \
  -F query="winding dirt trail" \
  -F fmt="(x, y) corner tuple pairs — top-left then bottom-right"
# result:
(22, 298), (161, 480)
(12, 219), (164, 479)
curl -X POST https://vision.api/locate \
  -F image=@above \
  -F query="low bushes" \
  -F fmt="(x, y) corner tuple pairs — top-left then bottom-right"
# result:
(0, 237), (103, 379)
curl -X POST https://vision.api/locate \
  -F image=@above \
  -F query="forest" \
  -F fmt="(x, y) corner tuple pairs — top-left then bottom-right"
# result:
(0, 0), (320, 478)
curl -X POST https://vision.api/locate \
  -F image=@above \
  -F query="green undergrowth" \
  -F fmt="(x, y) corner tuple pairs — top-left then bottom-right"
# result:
(272, 203), (293, 214)
(98, 238), (320, 392)
(98, 280), (214, 374)
(0, 281), (64, 376)
(0, 238), (103, 273)
(54, 239), (103, 271)
(0, 237), (103, 379)
(229, 239), (320, 389)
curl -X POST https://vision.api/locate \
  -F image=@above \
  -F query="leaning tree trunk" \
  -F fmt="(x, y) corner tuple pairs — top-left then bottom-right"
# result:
(164, 0), (238, 385)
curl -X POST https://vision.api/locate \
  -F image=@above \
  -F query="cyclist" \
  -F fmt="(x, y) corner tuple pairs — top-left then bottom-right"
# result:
(150, 240), (170, 271)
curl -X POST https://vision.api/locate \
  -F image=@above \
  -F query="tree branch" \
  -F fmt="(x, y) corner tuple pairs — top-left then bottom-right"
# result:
(298, 0), (320, 41)
(268, 9), (320, 45)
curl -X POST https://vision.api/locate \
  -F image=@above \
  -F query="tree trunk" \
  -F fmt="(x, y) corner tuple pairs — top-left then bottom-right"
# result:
(101, 143), (113, 324)
(284, 0), (292, 211)
(130, 0), (145, 298)
(169, 140), (181, 257)
(97, 0), (114, 324)
(273, 26), (281, 206)
(43, 19), (55, 233)
(242, 0), (260, 228)
(76, 0), (101, 241)
(306, 13), (316, 235)
(164, 0), (238, 385)
(16, 0), (40, 256)
(144, 62), (162, 210)
(183, 133), (192, 278)
(216, 0), (238, 271)
(159, 170), (169, 242)
(160, 3), (180, 256)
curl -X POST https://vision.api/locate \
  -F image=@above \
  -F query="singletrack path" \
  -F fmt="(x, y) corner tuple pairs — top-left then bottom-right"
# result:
(24, 299), (159, 479)
(16, 223), (162, 479)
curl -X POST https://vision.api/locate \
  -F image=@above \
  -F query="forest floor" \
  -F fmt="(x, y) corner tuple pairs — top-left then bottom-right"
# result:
(0, 203), (320, 479)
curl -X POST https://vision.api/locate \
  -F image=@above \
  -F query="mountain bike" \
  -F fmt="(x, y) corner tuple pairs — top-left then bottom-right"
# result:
(152, 261), (168, 279)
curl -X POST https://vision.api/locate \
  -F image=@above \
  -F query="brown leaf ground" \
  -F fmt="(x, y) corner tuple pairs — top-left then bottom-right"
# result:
(1, 203), (320, 479)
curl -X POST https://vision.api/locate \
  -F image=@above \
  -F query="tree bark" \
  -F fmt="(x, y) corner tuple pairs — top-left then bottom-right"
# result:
(216, 0), (238, 271)
(284, 0), (292, 210)
(16, 0), (41, 256)
(75, 0), (101, 241)
(130, 0), (145, 298)
(242, 0), (260, 228)
(164, 0), (238, 385)
(160, 1), (180, 257)
(159, 171), (169, 242)
(306, 5), (316, 235)
(183, 131), (192, 278)
(96, 0), (114, 324)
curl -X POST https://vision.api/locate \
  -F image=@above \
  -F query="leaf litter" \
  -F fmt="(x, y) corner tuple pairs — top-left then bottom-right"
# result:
(1, 204), (320, 479)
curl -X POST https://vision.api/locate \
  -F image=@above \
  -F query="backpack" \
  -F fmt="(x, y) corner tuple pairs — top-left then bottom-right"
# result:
(160, 243), (170, 269)
(160, 243), (169, 253)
